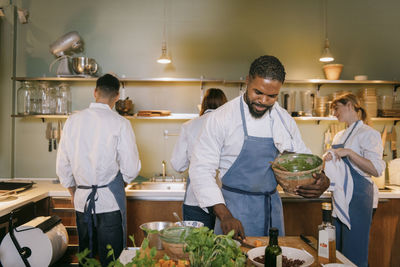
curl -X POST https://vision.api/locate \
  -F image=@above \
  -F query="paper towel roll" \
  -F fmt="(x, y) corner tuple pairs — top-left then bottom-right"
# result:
(0, 216), (68, 267)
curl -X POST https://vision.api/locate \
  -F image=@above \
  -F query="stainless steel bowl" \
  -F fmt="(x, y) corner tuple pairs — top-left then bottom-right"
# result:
(72, 57), (98, 75)
(139, 221), (174, 250)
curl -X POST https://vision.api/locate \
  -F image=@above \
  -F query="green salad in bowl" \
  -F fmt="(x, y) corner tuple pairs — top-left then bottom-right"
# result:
(271, 153), (323, 194)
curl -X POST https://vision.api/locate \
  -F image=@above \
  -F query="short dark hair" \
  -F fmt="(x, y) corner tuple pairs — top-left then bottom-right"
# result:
(96, 74), (120, 98)
(200, 88), (227, 115)
(249, 55), (286, 83)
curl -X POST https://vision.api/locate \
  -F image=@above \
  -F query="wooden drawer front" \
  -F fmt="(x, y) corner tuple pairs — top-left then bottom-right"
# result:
(51, 197), (74, 209)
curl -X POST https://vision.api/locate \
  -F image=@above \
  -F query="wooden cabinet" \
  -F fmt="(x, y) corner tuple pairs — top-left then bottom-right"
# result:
(126, 199), (183, 247)
(49, 197), (78, 265)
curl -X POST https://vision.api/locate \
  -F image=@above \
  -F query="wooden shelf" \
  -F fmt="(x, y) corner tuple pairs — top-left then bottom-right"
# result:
(12, 77), (400, 86)
(11, 113), (199, 120)
(11, 114), (400, 122)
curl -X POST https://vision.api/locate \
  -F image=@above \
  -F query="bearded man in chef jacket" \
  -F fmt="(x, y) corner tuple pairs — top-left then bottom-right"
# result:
(189, 55), (330, 239)
(56, 74), (141, 266)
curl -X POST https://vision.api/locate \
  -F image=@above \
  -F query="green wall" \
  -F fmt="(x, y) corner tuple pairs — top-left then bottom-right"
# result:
(1, 0), (399, 177)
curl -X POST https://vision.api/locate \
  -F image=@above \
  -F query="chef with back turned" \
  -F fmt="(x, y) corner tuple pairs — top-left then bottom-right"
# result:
(189, 55), (330, 240)
(56, 74), (141, 266)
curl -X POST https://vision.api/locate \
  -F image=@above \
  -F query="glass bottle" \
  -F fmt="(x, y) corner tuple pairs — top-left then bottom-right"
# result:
(264, 227), (282, 267)
(39, 81), (51, 114)
(17, 81), (33, 115)
(318, 202), (336, 265)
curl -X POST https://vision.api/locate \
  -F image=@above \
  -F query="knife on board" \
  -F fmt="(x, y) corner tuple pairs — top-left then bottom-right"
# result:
(300, 234), (318, 251)
(391, 127), (397, 159)
(46, 122), (52, 152)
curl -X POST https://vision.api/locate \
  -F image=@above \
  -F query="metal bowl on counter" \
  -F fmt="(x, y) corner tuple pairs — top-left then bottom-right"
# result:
(139, 221), (174, 250)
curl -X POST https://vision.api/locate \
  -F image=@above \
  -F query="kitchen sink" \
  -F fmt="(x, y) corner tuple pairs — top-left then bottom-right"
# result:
(126, 182), (186, 191)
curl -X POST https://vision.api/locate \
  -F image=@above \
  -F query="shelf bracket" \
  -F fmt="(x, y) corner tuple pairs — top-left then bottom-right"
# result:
(41, 118), (45, 123)
(394, 120), (399, 126)
(317, 84), (323, 91)
(394, 85), (400, 92)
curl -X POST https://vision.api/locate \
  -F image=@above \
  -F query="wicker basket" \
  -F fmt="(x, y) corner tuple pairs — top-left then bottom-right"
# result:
(271, 153), (323, 194)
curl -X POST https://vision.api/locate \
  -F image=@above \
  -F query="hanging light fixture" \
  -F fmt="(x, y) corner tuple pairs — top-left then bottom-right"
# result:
(319, 0), (334, 63)
(157, 0), (171, 64)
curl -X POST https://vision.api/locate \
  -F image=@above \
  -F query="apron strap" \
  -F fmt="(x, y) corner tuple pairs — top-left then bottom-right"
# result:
(222, 184), (277, 235)
(343, 120), (360, 145)
(77, 183), (108, 256)
(240, 96), (249, 137)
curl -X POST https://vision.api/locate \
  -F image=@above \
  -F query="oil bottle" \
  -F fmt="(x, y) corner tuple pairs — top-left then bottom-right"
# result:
(318, 202), (336, 265)
(264, 227), (282, 267)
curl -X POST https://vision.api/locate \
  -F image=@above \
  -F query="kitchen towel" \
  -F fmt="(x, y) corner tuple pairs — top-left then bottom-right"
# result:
(270, 103), (311, 154)
(323, 150), (354, 229)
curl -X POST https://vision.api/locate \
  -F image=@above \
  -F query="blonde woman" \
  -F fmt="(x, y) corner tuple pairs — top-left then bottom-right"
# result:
(324, 93), (384, 267)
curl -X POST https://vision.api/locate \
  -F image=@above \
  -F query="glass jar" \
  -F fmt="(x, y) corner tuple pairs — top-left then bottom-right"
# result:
(17, 81), (33, 115)
(30, 82), (41, 114)
(56, 83), (72, 114)
(48, 86), (57, 114)
(39, 81), (51, 114)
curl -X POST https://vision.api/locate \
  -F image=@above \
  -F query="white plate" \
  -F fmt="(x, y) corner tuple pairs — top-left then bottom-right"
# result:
(247, 246), (314, 267)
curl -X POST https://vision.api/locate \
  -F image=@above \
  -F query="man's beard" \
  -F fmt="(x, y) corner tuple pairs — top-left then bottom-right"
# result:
(244, 92), (273, 118)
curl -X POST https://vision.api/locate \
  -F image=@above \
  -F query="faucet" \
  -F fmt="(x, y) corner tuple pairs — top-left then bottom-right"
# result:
(162, 160), (167, 181)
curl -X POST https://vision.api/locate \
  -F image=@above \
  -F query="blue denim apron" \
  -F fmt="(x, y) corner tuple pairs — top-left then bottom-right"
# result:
(78, 171), (127, 256)
(332, 120), (373, 267)
(214, 98), (284, 236)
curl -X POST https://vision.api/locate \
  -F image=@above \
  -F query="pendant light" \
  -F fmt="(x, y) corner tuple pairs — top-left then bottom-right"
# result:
(157, 0), (171, 64)
(319, 0), (334, 62)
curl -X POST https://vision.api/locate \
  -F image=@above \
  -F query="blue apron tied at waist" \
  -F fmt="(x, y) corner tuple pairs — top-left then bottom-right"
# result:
(77, 183), (108, 256)
(222, 184), (277, 236)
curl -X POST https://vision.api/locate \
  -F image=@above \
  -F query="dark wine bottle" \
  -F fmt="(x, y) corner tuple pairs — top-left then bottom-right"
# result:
(264, 227), (282, 267)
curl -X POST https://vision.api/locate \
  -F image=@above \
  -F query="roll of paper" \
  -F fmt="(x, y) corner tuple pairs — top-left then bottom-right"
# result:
(0, 216), (68, 267)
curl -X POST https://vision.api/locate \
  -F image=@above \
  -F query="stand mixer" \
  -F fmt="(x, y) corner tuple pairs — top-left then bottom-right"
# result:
(49, 31), (83, 76)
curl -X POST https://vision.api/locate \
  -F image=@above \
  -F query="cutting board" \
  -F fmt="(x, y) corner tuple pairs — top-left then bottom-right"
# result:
(137, 110), (171, 117)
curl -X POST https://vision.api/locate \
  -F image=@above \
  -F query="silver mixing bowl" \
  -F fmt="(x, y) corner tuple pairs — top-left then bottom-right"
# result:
(72, 57), (98, 75)
(139, 221), (175, 250)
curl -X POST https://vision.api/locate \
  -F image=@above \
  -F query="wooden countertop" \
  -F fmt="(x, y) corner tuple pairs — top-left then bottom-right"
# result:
(119, 236), (355, 266)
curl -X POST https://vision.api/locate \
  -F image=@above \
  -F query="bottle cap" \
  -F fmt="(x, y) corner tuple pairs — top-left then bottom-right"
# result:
(269, 227), (279, 235)
(322, 202), (332, 210)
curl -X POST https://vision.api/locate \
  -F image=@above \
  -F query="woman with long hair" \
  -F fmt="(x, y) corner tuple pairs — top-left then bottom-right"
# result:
(170, 88), (227, 229)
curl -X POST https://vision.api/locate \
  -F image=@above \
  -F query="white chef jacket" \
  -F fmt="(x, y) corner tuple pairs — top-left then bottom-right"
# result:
(331, 120), (385, 208)
(189, 96), (310, 208)
(170, 109), (214, 207)
(56, 103), (141, 213)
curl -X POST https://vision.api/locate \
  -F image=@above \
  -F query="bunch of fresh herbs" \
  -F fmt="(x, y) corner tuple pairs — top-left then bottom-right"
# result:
(183, 227), (246, 267)
(76, 227), (246, 267)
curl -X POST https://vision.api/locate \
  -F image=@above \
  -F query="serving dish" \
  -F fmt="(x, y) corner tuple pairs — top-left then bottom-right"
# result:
(247, 246), (314, 267)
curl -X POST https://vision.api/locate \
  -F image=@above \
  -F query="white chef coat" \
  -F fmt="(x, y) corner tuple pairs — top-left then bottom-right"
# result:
(189, 96), (310, 208)
(56, 103), (141, 213)
(170, 109), (214, 207)
(331, 120), (385, 208)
